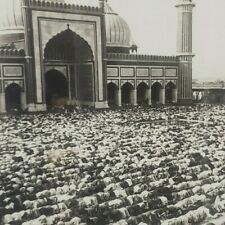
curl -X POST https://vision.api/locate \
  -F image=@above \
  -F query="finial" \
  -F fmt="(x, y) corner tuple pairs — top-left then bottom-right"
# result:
(99, 0), (106, 13)
(67, 24), (70, 30)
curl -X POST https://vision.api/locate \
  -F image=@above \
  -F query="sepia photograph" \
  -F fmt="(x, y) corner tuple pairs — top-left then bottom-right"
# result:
(0, 0), (225, 224)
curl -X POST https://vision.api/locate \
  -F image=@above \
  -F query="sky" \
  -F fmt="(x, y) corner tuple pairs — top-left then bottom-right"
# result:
(71, 0), (225, 81)
(107, 0), (225, 81)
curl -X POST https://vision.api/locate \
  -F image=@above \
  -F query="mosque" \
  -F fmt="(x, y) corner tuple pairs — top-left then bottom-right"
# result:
(0, 0), (195, 112)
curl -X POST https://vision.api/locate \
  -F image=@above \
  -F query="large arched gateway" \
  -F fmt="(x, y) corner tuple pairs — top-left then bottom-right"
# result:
(44, 27), (95, 108)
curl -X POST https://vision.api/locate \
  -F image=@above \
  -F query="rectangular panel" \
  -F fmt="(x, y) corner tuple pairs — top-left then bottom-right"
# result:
(3, 66), (23, 77)
(165, 68), (177, 77)
(107, 67), (119, 77)
(151, 68), (163, 77)
(121, 67), (134, 77)
(77, 64), (94, 101)
(137, 68), (149, 77)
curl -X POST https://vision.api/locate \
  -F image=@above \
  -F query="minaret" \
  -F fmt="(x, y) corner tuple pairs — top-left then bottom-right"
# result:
(176, 0), (195, 105)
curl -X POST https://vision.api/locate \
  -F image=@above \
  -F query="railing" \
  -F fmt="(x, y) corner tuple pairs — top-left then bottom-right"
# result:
(106, 53), (178, 62)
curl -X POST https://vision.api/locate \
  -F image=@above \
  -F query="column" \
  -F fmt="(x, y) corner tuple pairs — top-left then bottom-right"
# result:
(70, 65), (77, 105)
(21, 92), (27, 110)
(160, 88), (165, 105)
(116, 88), (122, 107)
(22, 0), (36, 109)
(147, 88), (152, 105)
(173, 88), (178, 103)
(131, 89), (137, 106)
(0, 93), (6, 113)
(68, 65), (72, 105)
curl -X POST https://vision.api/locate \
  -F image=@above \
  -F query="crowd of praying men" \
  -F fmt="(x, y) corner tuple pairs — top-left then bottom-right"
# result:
(0, 105), (225, 225)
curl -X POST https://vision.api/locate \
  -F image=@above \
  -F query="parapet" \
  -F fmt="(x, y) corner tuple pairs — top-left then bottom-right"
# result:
(29, 0), (101, 15)
(106, 53), (179, 62)
(0, 46), (25, 57)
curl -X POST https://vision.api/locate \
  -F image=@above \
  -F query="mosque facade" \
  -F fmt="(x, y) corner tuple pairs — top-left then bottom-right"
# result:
(0, 0), (195, 112)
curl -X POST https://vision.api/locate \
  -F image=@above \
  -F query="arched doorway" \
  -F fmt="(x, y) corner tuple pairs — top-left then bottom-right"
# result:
(121, 82), (133, 105)
(44, 27), (94, 106)
(151, 82), (162, 105)
(137, 82), (149, 105)
(5, 83), (22, 112)
(45, 70), (69, 108)
(165, 82), (177, 104)
(107, 83), (117, 106)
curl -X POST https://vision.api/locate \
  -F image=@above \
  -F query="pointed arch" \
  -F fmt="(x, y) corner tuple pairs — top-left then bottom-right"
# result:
(45, 69), (69, 108)
(165, 81), (177, 104)
(44, 28), (95, 104)
(5, 83), (22, 112)
(137, 82), (149, 105)
(107, 82), (118, 106)
(121, 80), (135, 89)
(121, 82), (134, 105)
(44, 28), (94, 62)
(151, 82), (163, 105)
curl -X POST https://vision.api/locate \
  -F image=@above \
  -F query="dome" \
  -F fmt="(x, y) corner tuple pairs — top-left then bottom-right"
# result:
(0, 0), (24, 32)
(0, 0), (65, 45)
(105, 1), (136, 52)
(0, 0), (24, 44)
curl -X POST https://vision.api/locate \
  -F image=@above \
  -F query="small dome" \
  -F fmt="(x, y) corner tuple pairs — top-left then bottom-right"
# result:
(105, 2), (135, 51)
